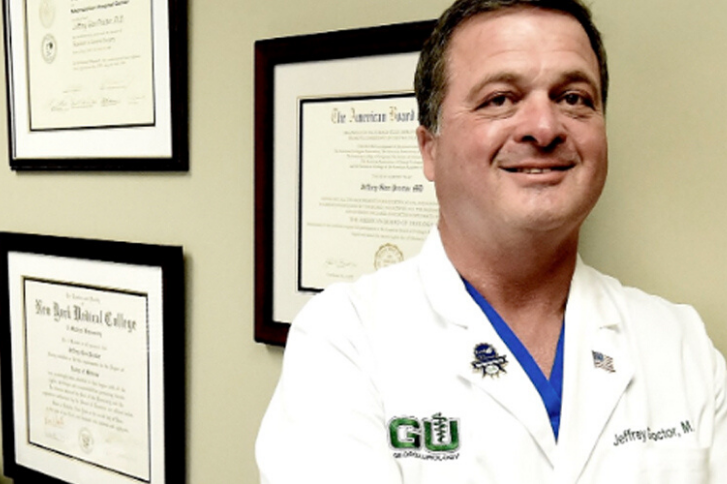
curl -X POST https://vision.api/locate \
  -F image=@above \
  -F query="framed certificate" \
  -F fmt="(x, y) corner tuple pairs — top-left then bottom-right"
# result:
(254, 20), (437, 346)
(0, 232), (185, 484)
(3, 0), (188, 170)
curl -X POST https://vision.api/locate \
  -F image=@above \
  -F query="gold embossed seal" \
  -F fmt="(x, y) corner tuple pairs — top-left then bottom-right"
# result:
(374, 243), (404, 270)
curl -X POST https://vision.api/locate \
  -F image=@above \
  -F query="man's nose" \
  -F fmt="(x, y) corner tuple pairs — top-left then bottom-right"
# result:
(514, 95), (566, 150)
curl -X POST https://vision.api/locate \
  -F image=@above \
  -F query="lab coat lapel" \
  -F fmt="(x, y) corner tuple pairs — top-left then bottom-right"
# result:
(461, 334), (558, 464)
(555, 260), (634, 484)
(418, 230), (558, 464)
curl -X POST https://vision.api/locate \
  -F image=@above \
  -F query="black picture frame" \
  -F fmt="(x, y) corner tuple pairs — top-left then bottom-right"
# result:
(254, 20), (435, 346)
(0, 232), (185, 484)
(2, 0), (188, 170)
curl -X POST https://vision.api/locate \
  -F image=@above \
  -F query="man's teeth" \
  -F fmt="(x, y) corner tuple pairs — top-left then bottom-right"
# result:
(504, 166), (571, 174)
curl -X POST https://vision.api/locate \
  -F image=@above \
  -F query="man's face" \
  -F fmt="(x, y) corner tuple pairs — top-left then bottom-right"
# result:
(418, 8), (607, 244)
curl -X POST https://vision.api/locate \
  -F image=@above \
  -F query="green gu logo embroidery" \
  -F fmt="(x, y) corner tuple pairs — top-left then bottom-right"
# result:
(388, 412), (460, 453)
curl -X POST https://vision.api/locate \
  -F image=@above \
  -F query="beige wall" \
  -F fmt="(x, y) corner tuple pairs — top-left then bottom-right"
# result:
(0, 0), (725, 482)
(583, 0), (727, 348)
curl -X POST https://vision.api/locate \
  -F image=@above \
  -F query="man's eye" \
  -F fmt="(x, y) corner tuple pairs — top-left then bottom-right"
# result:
(479, 93), (514, 110)
(561, 92), (593, 108)
(488, 95), (508, 107)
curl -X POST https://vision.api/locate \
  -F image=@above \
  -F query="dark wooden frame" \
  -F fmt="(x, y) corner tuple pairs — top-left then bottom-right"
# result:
(2, 0), (189, 170)
(0, 232), (185, 484)
(254, 20), (435, 346)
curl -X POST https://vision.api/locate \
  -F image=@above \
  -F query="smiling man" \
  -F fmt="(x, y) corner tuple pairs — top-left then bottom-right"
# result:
(256, 1), (727, 482)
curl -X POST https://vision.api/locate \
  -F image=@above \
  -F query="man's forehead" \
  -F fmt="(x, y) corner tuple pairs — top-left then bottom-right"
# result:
(445, 7), (599, 77)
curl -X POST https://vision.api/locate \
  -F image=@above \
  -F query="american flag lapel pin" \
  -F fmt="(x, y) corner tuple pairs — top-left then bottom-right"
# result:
(592, 351), (615, 373)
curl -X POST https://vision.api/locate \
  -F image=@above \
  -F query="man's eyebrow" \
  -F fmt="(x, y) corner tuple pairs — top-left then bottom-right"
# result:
(553, 70), (601, 99)
(465, 72), (523, 104)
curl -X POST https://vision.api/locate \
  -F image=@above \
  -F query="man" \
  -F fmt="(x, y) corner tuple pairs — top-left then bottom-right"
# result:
(257, 0), (727, 482)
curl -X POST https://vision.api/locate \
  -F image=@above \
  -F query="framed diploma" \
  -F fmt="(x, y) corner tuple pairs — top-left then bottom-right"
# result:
(2, 0), (188, 170)
(0, 232), (184, 484)
(254, 20), (438, 346)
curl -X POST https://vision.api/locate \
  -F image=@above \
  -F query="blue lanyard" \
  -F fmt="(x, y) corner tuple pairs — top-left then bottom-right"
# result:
(464, 279), (565, 440)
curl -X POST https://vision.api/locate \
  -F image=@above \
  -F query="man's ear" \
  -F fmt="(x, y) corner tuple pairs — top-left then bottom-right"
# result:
(416, 125), (437, 182)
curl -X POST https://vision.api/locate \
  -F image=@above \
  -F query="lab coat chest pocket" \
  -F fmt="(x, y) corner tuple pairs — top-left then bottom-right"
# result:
(636, 448), (708, 484)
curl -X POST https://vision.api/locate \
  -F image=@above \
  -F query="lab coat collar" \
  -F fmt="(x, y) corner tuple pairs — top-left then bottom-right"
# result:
(417, 227), (477, 329)
(417, 229), (635, 476)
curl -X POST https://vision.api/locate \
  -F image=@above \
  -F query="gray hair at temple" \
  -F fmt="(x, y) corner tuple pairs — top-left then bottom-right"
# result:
(414, 0), (609, 132)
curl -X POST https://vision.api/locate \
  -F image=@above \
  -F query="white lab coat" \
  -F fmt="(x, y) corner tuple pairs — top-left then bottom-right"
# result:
(256, 229), (727, 483)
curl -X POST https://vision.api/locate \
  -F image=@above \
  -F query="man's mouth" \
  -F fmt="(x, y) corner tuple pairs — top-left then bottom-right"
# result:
(502, 165), (573, 174)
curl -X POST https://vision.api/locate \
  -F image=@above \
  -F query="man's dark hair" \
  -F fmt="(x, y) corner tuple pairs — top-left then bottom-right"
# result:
(414, 0), (608, 131)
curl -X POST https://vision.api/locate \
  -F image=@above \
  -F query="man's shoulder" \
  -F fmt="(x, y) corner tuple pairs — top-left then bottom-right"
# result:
(292, 255), (427, 329)
(578, 261), (706, 338)
(585, 262), (694, 308)
(302, 256), (426, 319)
